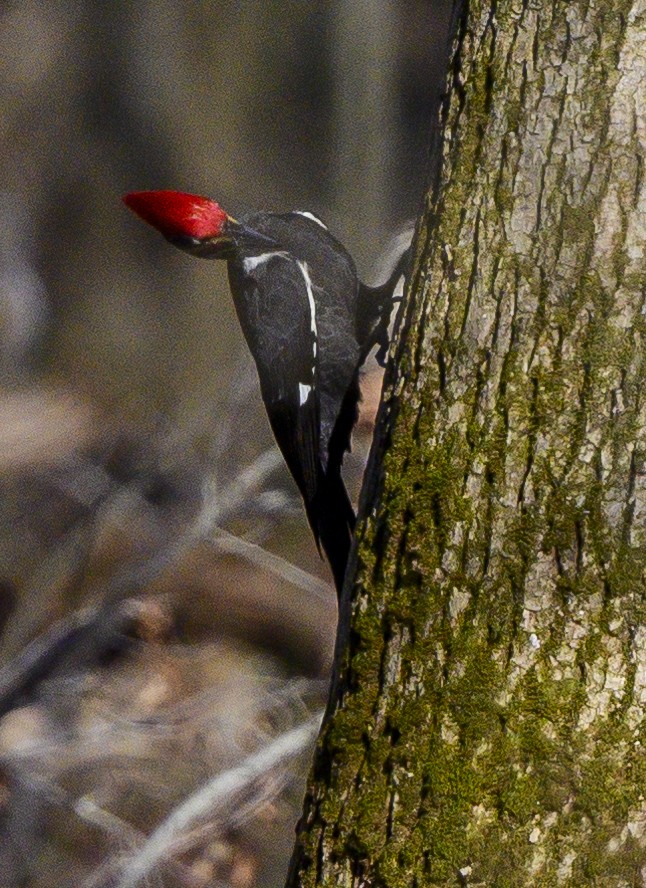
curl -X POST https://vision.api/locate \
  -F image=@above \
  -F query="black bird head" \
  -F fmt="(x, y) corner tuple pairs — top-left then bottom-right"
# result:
(123, 190), (277, 258)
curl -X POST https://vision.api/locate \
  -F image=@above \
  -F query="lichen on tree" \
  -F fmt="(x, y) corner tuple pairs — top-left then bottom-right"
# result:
(287, 1), (646, 885)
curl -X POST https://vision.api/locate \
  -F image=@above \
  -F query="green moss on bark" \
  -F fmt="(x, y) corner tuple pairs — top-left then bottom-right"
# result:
(287, 1), (646, 885)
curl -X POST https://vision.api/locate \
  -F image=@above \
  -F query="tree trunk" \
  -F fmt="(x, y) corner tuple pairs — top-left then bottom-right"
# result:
(287, 1), (646, 885)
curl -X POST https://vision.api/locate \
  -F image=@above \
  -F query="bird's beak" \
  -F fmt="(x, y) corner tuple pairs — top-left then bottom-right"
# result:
(167, 220), (279, 260)
(222, 220), (280, 252)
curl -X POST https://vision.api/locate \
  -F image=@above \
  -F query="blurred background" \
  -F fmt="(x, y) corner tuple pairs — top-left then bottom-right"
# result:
(0, 2), (451, 885)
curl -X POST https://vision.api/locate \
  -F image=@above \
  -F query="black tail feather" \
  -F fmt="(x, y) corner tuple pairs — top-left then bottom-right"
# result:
(309, 470), (355, 595)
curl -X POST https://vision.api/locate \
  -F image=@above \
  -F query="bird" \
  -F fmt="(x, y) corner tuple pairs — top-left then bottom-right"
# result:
(123, 190), (409, 594)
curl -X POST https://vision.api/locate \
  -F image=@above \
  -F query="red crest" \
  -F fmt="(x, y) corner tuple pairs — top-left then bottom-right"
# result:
(123, 190), (228, 238)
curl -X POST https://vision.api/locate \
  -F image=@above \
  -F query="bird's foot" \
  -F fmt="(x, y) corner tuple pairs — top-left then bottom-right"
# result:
(375, 325), (390, 367)
(373, 293), (404, 367)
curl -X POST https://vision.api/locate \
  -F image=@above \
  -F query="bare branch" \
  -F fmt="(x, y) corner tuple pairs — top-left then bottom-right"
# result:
(209, 529), (331, 601)
(116, 712), (322, 888)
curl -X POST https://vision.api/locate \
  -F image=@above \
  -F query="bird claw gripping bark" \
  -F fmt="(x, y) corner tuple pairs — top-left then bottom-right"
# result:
(373, 294), (404, 367)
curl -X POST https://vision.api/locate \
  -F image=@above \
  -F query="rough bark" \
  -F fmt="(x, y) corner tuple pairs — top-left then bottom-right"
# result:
(287, 1), (646, 885)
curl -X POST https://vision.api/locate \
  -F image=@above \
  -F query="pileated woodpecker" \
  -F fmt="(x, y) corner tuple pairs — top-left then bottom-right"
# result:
(123, 190), (409, 594)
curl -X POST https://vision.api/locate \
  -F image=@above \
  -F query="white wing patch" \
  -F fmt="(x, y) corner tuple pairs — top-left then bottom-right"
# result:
(298, 383), (312, 405)
(294, 211), (328, 230)
(242, 251), (289, 273)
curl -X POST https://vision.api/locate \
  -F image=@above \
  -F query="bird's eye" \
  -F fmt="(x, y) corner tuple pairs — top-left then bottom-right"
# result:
(168, 234), (202, 249)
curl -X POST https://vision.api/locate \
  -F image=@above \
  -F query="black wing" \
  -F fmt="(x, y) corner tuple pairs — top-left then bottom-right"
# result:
(231, 253), (321, 510)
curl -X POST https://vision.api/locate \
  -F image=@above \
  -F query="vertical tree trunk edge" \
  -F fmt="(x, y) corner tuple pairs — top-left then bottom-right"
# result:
(288, 1), (646, 885)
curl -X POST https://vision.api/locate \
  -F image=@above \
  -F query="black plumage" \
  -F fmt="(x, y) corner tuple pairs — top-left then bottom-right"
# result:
(123, 192), (409, 594)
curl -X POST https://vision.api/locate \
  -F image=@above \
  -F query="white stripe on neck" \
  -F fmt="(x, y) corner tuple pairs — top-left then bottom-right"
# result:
(296, 260), (318, 362)
(242, 251), (288, 273)
(294, 211), (327, 230)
